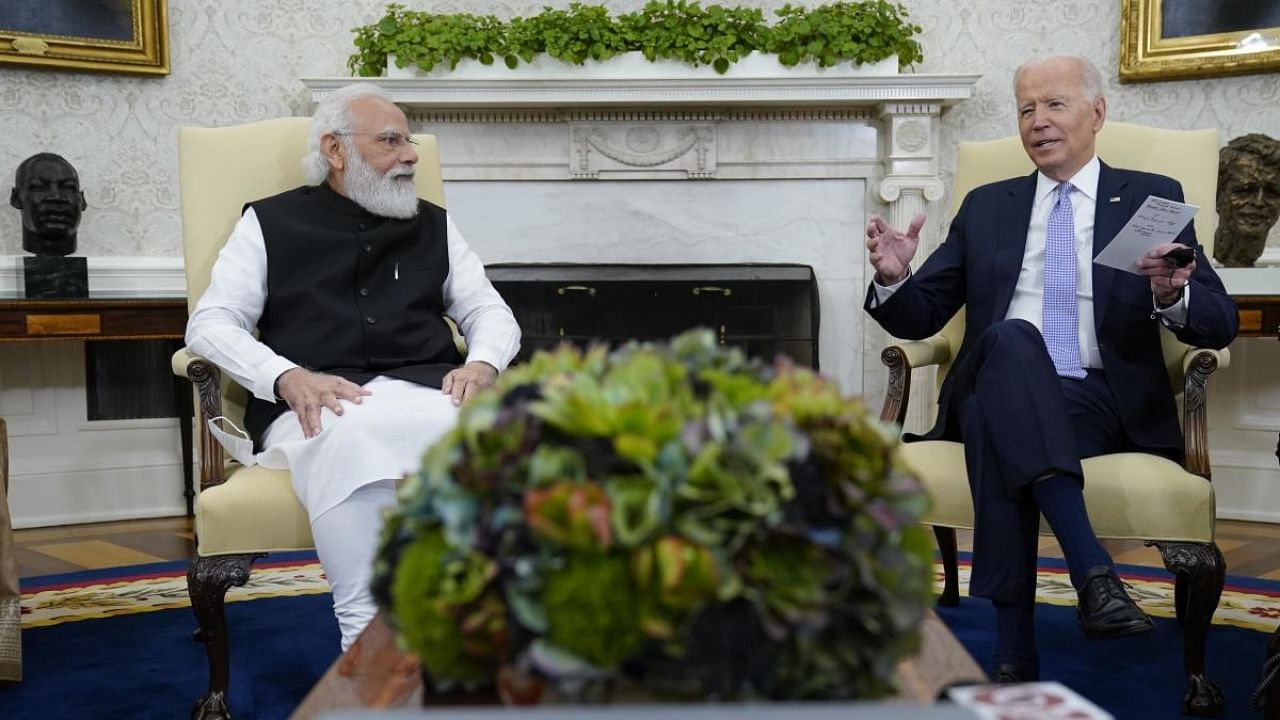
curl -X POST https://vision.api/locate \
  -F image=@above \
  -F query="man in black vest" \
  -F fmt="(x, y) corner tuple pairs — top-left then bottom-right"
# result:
(186, 84), (521, 649)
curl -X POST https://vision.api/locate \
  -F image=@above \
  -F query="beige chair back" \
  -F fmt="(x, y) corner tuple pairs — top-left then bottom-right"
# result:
(933, 121), (1220, 396)
(178, 117), (446, 422)
(179, 118), (445, 309)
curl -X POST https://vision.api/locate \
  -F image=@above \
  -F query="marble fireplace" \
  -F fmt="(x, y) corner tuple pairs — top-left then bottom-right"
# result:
(305, 72), (979, 403)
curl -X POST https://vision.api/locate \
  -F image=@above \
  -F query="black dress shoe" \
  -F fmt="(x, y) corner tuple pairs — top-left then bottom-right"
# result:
(1076, 565), (1155, 639)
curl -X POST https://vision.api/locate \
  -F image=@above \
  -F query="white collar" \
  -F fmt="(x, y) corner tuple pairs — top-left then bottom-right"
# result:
(1034, 155), (1100, 205)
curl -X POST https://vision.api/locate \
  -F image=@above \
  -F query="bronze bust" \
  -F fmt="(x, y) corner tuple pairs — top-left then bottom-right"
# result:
(1214, 134), (1280, 268)
(9, 153), (87, 257)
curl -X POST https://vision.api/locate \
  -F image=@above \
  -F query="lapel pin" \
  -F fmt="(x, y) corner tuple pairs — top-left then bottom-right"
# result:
(1109, 196), (1121, 203)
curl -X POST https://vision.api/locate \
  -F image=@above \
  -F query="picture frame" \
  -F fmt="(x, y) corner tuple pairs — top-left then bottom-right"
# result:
(0, 0), (168, 76)
(1120, 0), (1280, 82)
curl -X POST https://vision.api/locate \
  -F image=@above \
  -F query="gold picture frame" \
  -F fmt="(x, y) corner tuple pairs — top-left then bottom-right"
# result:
(1121, 0), (1280, 82)
(0, 0), (168, 76)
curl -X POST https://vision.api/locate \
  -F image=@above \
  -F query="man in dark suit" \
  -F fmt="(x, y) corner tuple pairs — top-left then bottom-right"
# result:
(864, 55), (1238, 682)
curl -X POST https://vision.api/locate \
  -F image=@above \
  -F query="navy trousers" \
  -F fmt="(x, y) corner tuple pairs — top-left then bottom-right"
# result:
(946, 320), (1136, 605)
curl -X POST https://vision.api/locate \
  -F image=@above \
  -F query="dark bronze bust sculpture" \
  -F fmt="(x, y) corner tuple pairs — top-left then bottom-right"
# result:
(1214, 134), (1280, 268)
(10, 153), (86, 257)
(9, 153), (89, 297)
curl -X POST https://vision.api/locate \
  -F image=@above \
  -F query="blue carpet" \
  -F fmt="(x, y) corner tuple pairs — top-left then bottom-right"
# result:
(937, 558), (1273, 720)
(0, 595), (339, 720)
(0, 555), (340, 720)
(1, 557), (1274, 719)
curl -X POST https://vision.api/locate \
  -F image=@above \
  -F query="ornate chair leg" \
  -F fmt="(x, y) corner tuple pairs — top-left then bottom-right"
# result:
(1173, 572), (1189, 627)
(1153, 541), (1225, 718)
(188, 553), (262, 720)
(933, 526), (960, 607)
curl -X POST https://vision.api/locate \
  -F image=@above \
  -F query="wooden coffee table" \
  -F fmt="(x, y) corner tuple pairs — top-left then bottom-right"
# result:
(289, 609), (985, 719)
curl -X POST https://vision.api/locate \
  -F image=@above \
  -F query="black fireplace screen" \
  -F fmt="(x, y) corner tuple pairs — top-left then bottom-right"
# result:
(486, 263), (819, 369)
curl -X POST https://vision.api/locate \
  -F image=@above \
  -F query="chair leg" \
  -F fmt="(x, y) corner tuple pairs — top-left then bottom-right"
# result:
(1153, 541), (1225, 718)
(188, 553), (262, 720)
(1174, 572), (1189, 627)
(933, 526), (960, 607)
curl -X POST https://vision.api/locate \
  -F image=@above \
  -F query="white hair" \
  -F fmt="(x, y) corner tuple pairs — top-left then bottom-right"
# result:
(1013, 55), (1104, 102)
(302, 83), (395, 186)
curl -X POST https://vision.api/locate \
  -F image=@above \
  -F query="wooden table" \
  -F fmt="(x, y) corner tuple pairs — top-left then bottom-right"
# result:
(1232, 294), (1280, 339)
(289, 610), (986, 719)
(0, 297), (194, 515)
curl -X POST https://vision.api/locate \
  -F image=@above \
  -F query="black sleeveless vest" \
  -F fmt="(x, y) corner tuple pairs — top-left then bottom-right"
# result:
(243, 184), (463, 444)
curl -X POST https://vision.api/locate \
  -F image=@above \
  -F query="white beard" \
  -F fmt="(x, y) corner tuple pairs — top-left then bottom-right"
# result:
(343, 149), (419, 220)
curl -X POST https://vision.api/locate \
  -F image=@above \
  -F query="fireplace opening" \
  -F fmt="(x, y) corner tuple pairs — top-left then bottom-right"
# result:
(486, 263), (819, 368)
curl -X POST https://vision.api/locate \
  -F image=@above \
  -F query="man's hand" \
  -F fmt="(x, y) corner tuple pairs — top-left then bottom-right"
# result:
(442, 361), (498, 406)
(1135, 242), (1195, 307)
(275, 368), (371, 439)
(865, 213), (927, 285)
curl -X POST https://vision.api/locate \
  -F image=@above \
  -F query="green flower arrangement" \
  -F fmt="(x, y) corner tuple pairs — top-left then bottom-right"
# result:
(371, 329), (933, 701)
(349, 1), (923, 77)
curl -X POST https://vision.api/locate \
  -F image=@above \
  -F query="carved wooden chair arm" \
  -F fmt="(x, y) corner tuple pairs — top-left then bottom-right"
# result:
(879, 336), (953, 426)
(171, 347), (228, 489)
(1181, 347), (1229, 479)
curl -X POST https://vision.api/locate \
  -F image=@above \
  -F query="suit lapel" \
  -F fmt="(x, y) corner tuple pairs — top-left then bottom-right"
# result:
(1092, 161), (1129, 327)
(991, 173), (1037, 323)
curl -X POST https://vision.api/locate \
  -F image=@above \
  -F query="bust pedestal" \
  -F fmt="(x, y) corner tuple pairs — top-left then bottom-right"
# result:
(23, 255), (88, 298)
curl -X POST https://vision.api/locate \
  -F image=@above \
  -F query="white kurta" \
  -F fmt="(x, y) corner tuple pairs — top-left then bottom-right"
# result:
(187, 205), (521, 521)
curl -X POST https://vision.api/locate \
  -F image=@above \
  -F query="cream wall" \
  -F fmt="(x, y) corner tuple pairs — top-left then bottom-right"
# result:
(2, 0), (1279, 257)
(0, 0), (1277, 525)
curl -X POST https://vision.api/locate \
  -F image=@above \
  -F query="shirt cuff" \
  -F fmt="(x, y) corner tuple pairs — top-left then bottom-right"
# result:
(1152, 284), (1191, 328)
(465, 344), (512, 374)
(870, 268), (911, 307)
(255, 357), (300, 403)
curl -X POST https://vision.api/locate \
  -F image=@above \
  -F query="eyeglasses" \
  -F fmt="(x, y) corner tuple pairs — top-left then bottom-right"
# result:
(333, 131), (419, 150)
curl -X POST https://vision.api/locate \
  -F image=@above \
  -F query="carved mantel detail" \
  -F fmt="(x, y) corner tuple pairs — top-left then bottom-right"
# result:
(570, 123), (716, 179)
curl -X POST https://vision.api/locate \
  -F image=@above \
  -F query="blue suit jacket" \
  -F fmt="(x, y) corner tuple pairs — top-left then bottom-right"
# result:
(865, 162), (1238, 457)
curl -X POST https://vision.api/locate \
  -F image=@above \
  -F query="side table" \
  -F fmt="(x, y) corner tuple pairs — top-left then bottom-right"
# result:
(0, 297), (193, 515)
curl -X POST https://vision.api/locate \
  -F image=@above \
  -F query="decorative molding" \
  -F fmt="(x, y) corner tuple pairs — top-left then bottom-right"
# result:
(305, 75), (981, 111)
(1216, 508), (1280, 524)
(1232, 412), (1280, 433)
(410, 108), (878, 124)
(570, 123), (715, 179)
(895, 119), (930, 153)
(1210, 449), (1280, 471)
(877, 176), (947, 203)
(0, 256), (186, 299)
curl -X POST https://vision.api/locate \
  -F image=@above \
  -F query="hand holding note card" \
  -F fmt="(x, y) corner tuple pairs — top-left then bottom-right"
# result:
(1093, 195), (1198, 275)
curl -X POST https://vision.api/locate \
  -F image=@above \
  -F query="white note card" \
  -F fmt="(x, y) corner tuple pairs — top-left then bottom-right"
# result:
(1092, 195), (1198, 275)
(948, 681), (1114, 719)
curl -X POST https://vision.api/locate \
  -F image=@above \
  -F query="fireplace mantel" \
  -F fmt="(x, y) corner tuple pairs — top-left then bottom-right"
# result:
(300, 72), (980, 404)
(303, 74), (980, 110)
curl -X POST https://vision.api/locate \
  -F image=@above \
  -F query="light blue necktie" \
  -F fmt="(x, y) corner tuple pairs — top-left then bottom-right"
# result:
(1043, 183), (1087, 379)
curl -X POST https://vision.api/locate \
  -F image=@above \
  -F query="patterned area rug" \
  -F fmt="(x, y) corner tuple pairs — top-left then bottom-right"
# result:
(20, 554), (329, 628)
(939, 559), (1280, 634)
(20, 554), (1280, 633)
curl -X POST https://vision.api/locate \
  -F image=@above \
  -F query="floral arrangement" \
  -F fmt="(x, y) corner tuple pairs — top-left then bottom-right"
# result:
(371, 330), (933, 701)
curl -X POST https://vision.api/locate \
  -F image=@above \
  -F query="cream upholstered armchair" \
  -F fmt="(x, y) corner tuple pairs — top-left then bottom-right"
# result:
(173, 118), (446, 720)
(878, 122), (1229, 717)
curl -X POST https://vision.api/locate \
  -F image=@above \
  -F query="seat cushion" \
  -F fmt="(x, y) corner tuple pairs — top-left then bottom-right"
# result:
(899, 440), (1215, 543)
(194, 466), (314, 556)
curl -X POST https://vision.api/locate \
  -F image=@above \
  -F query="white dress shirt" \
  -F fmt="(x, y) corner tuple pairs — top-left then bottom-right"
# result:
(872, 156), (1189, 368)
